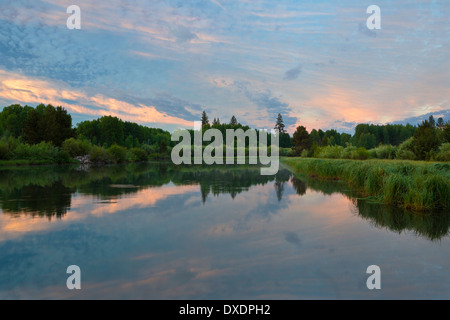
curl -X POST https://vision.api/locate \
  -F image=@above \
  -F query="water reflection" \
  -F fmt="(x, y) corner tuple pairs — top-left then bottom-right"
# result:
(0, 162), (448, 241)
(0, 162), (449, 299)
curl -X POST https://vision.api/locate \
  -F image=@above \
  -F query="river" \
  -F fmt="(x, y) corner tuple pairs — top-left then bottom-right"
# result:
(0, 162), (448, 299)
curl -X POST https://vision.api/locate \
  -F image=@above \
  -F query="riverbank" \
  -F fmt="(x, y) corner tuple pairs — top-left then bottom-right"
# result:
(281, 157), (449, 211)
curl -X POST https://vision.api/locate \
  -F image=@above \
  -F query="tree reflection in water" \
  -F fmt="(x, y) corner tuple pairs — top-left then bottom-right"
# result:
(0, 163), (447, 240)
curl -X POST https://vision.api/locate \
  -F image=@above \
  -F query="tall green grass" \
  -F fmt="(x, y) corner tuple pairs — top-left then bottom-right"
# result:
(282, 157), (449, 211)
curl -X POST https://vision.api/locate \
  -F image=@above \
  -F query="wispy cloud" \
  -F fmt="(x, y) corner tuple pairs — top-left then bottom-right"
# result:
(284, 65), (302, 80)
(0, 0), (449, 132)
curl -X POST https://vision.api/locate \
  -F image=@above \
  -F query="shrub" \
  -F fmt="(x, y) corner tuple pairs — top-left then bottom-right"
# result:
(29, 142), (59, 161)
(62, 138), (91, 157)
(141, 144), (158, 154)
(300, 149), (309, 158)
(436, 143), (450, 162)
(0, 139), (9, 160)
(352, 147), (369, 160)
(396, 137), (416, 160)
(316, 145), (343, 159)
(128, 147), (148, 162)
(341, 145), (357, 159)
(372, 144), (397, 159)
(107, 144), (127, 163)
(89, 146), (110, 163)
(55, 150), (72, 164)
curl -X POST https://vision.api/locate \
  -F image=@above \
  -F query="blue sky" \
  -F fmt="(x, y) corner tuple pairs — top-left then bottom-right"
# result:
(0, 0), (449, 133)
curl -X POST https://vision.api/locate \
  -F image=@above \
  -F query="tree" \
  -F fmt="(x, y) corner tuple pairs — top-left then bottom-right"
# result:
(279, 133), (292, 148)
(274, 113), (286, 134)
(292, 125), (311, 155)
(23, 104), (74, 146)
(413, 120), (440, 160)
(212, 118), (220, 125)
(230, 115), (237, 126)
(98, 116), (124, 147)
(428, 115), (436, 128)
(201, 111), (209, 127)
(437, 117), (444, 128)
(441, 121), (450, 143)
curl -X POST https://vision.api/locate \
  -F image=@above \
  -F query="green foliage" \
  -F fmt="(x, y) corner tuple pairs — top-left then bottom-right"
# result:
(201, 111), (209, 127)
(353, 123), (416, 147)
(279, 147), (295, 157)
(282, 158), (449, 211)
(98, 116), (125, 147)
(0, 138), (10, 160)
(62, 138), (92, 157)
(274, 113), (286, 134)
(371, 144), (397, 159)
(107, 144), (127, 163)
(396, 137), (416, 160)
(353, 147), (369, 160)
(128, 148), (148, 162)
(300, 149), (309, 158)
(441, 122), (450, 143)
(279, 132), (292, 148)
(412, 120), (440, 160)
(89, 146), (110, 163)
(436, 143), (450, 162)
(76, 116), (171, 149)
(292, 126), (311, 155)
(23, 104), (74, 147)
(316, 145), (343, 159)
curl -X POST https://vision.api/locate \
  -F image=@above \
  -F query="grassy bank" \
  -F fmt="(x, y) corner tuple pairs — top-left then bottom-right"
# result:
(281, 157), (449, 211)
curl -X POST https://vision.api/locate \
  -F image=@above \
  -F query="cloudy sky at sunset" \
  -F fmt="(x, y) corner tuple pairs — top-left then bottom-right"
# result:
(0, 0), (449, 133)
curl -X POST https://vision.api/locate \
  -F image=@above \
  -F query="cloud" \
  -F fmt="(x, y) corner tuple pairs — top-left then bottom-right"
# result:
(209, 0), (225, 11)
(358, 21), (377, 38)
(0, 70), (194, 128)
(284, 65), (302, 80)
(235, 83), (297, 128)
(172, 26), (198, 43)
(284, 231), (301, 248)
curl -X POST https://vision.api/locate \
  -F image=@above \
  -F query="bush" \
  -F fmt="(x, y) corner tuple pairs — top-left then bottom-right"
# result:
(341, 145), (357, 159)
(436, 143), (450, 162)
(300, 149), (309, 158)
(352, 147), (369, 160)
(396, 137), (416, 160)
(29, 142), (59, 161)
(0, 139), (10, 160)
(372, 144), (397, 159)
(89, 146), (110, 163)
(316, 145), (343, 159)
(62, 138), (91, 157)
(141, 144), (158, 154)
(55, 150), (72, 164)
(107, 144), (127, 163)
(128, 147), (148, 162)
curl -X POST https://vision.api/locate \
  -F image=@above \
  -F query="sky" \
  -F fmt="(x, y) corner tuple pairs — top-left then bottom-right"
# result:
(0, 0), (449, 134)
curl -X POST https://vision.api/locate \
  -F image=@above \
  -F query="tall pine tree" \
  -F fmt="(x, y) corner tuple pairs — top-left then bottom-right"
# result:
(201, 111), (209, 127)
(274, 113), (286, 133)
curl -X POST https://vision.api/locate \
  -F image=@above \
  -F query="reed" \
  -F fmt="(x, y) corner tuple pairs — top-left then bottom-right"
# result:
(282, 157), (449, 211)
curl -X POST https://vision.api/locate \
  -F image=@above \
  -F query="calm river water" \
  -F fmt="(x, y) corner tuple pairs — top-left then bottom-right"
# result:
(0, 162), (448, 299)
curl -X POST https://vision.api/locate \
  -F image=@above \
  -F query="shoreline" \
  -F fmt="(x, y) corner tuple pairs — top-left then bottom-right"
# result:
(281, 157), (449, 212)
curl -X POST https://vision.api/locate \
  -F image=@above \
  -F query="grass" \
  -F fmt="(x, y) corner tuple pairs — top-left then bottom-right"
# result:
(281, 157), (449, 212)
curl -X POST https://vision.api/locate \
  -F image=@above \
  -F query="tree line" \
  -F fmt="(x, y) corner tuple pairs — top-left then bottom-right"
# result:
(0, 103), (172, 164)
(290, 115), (449, 161)
(1, 103), (449, 164)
